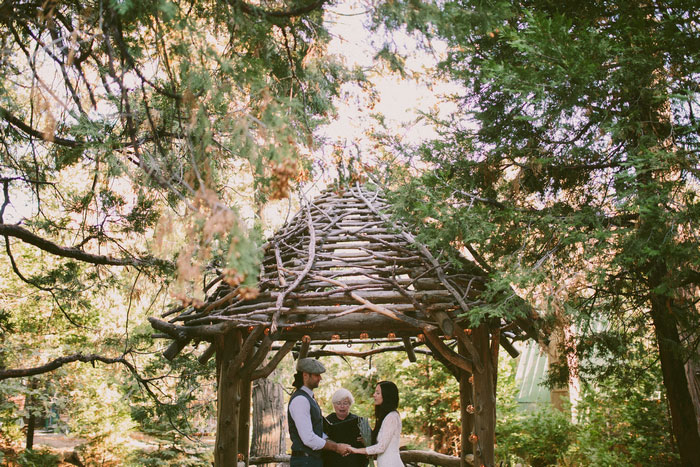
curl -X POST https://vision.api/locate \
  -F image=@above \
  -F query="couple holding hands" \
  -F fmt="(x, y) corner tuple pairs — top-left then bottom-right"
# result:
(288, 358), (405, 467)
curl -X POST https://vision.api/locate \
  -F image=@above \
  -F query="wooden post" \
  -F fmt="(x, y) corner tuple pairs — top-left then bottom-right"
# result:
(299, 338), (310, 359)
(215, 330), (243, 467)
(238, 377), (253, 467)
(458, 342), (474, 467)
(402, 336), (417, 362)
(472, 325), (496, 467)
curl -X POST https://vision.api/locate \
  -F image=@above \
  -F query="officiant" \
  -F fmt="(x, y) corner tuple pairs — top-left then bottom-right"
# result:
(324, 389), (369, 467)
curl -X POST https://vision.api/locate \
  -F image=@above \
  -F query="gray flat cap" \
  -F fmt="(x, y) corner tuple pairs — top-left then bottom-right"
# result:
(297, 358), (326, 374)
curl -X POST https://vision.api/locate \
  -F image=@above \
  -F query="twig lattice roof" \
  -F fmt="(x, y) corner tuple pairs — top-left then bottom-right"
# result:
(150, 184), (528, 367)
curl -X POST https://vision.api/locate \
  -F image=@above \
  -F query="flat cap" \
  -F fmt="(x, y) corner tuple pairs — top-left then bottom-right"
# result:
(297, 358), (326, 374)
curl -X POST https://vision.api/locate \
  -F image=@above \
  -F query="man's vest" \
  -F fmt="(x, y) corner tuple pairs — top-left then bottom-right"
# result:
(288, 388), (324, 457)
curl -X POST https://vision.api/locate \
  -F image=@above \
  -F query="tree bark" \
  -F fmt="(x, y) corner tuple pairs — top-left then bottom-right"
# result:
(24, 378), (39, 450)
(25, 411), (35, 451)
(458, 343), (474, 467)
(679, 286), (700, 439)
(684, 348), (700, 439)
(471, 325), (496, 467)
(251, 378), (287, 467)
(24, 409), (36, 451)
(239, 377), (253, 467)
(215, 330), (243, 467)
(649, 294), (700, 467)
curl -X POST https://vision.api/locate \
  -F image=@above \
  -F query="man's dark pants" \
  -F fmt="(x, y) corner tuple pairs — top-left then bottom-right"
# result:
(290, 456), (323, 467)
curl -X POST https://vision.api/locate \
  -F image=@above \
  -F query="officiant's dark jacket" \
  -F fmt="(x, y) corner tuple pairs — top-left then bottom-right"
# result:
(323, 413), (369, 467)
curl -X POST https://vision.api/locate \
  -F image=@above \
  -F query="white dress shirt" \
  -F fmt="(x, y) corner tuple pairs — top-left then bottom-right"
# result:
(289, 386), (327, 451)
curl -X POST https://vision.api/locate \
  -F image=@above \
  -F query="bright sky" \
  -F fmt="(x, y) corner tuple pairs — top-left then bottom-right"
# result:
(312, 0), (460, 181)
(4, 1), (461, 232)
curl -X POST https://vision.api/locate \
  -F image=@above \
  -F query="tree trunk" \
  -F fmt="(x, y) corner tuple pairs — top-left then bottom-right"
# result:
(215, 330), (243, 467)
(251, 378), (287, 467)
(25, 408), (36, 451)
(679, 286), (700, 438)
(458, 358), (473, 466)
(684, 349), (700, 438)
(24, 378), (38, 451)
(239, 377), (252, 467)
(649, 294), (700, 467)
(471, 325), (496, 467)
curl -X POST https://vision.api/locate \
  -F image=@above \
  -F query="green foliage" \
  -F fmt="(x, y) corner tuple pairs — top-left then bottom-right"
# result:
(15, 448), (60, 467)
(126, 446), (212, 467)
(0, 384), (23, 445)
(66, 372), (134, 452)
(127, 351), (217, 447)
(566, 381), (679, 466)
(1, 0), (343, 461)
(495, 352), (575, 466)
(375, 0), (700, 460)
(498, 407), (575, 467)
(494, 351), (677, 466)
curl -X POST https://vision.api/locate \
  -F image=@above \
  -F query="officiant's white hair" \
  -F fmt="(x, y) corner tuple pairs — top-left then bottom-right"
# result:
(331, 388), (354, 405)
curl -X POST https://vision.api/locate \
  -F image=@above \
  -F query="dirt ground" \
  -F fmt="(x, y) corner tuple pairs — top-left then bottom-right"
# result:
(32, 432), (85, 452)
(31, 430), (215, 452)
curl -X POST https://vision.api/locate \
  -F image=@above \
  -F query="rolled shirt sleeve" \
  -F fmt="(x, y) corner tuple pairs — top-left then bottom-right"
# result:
(289, 391), (327, 451)
(365, 412), (400, 456)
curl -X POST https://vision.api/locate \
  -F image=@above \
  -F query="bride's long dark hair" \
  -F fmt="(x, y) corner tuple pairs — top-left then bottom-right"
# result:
(372, 381), (399, 443)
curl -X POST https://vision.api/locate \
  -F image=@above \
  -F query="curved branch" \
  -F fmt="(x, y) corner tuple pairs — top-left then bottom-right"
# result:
(251, 340), (295, 379)
(0, 223), (156, 267)
(0, 353), (131, 380)
(0, 106), (82, 148)
(270, 202), (316, 334)
(235, 0), (327, 19)
(305, 342), (429, 359)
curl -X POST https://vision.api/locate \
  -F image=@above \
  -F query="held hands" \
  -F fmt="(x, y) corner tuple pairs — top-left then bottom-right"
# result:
(336, 443), (352, 456)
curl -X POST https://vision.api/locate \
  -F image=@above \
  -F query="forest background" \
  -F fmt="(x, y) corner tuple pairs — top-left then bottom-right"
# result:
(0, 0), (697, 466)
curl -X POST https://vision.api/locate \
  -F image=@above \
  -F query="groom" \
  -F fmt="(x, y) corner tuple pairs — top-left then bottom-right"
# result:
(288, 358), (351, 466)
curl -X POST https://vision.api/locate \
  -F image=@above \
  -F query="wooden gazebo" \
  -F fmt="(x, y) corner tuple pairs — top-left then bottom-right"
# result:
(149, 183), (538, 467)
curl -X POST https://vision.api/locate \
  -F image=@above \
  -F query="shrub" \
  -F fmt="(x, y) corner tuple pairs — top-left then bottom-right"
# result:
(564, 382), (680, 466)
(15, 448), (59, 467)
(126, 446), (213, 466)
(497, 406), (576, 467)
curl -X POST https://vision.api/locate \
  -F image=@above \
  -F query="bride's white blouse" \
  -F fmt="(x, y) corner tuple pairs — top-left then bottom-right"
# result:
(365, 411), (404, 467)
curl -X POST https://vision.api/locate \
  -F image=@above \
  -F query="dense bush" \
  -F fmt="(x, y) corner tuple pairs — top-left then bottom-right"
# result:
(497, 407), (575, 467)
(15, 448), (60, 467)
(564, 381), (680, 466)
(495, 358), (575, 466)
(126, 447), (212, 467)
(494, 355), (680, 466)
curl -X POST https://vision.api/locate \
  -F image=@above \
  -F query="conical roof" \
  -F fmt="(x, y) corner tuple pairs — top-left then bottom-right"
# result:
(150, 184), (532, 365)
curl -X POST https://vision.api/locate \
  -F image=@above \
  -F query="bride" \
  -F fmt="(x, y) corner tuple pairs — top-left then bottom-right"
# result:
(348, 381), (404, 467)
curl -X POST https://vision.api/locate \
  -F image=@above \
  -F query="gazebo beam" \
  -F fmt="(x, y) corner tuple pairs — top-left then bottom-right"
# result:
(402, 337), (417, 362)
(304, 342), (429, 359)
(298, 338), (310, 359)
(251, 341), (295, 380)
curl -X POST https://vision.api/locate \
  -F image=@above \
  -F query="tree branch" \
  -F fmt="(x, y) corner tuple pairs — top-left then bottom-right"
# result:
(0, 353), (131, 380)
(0, 223), (157, 267)
(235, 0), (327, 19)
(0, 105), (82, 148)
